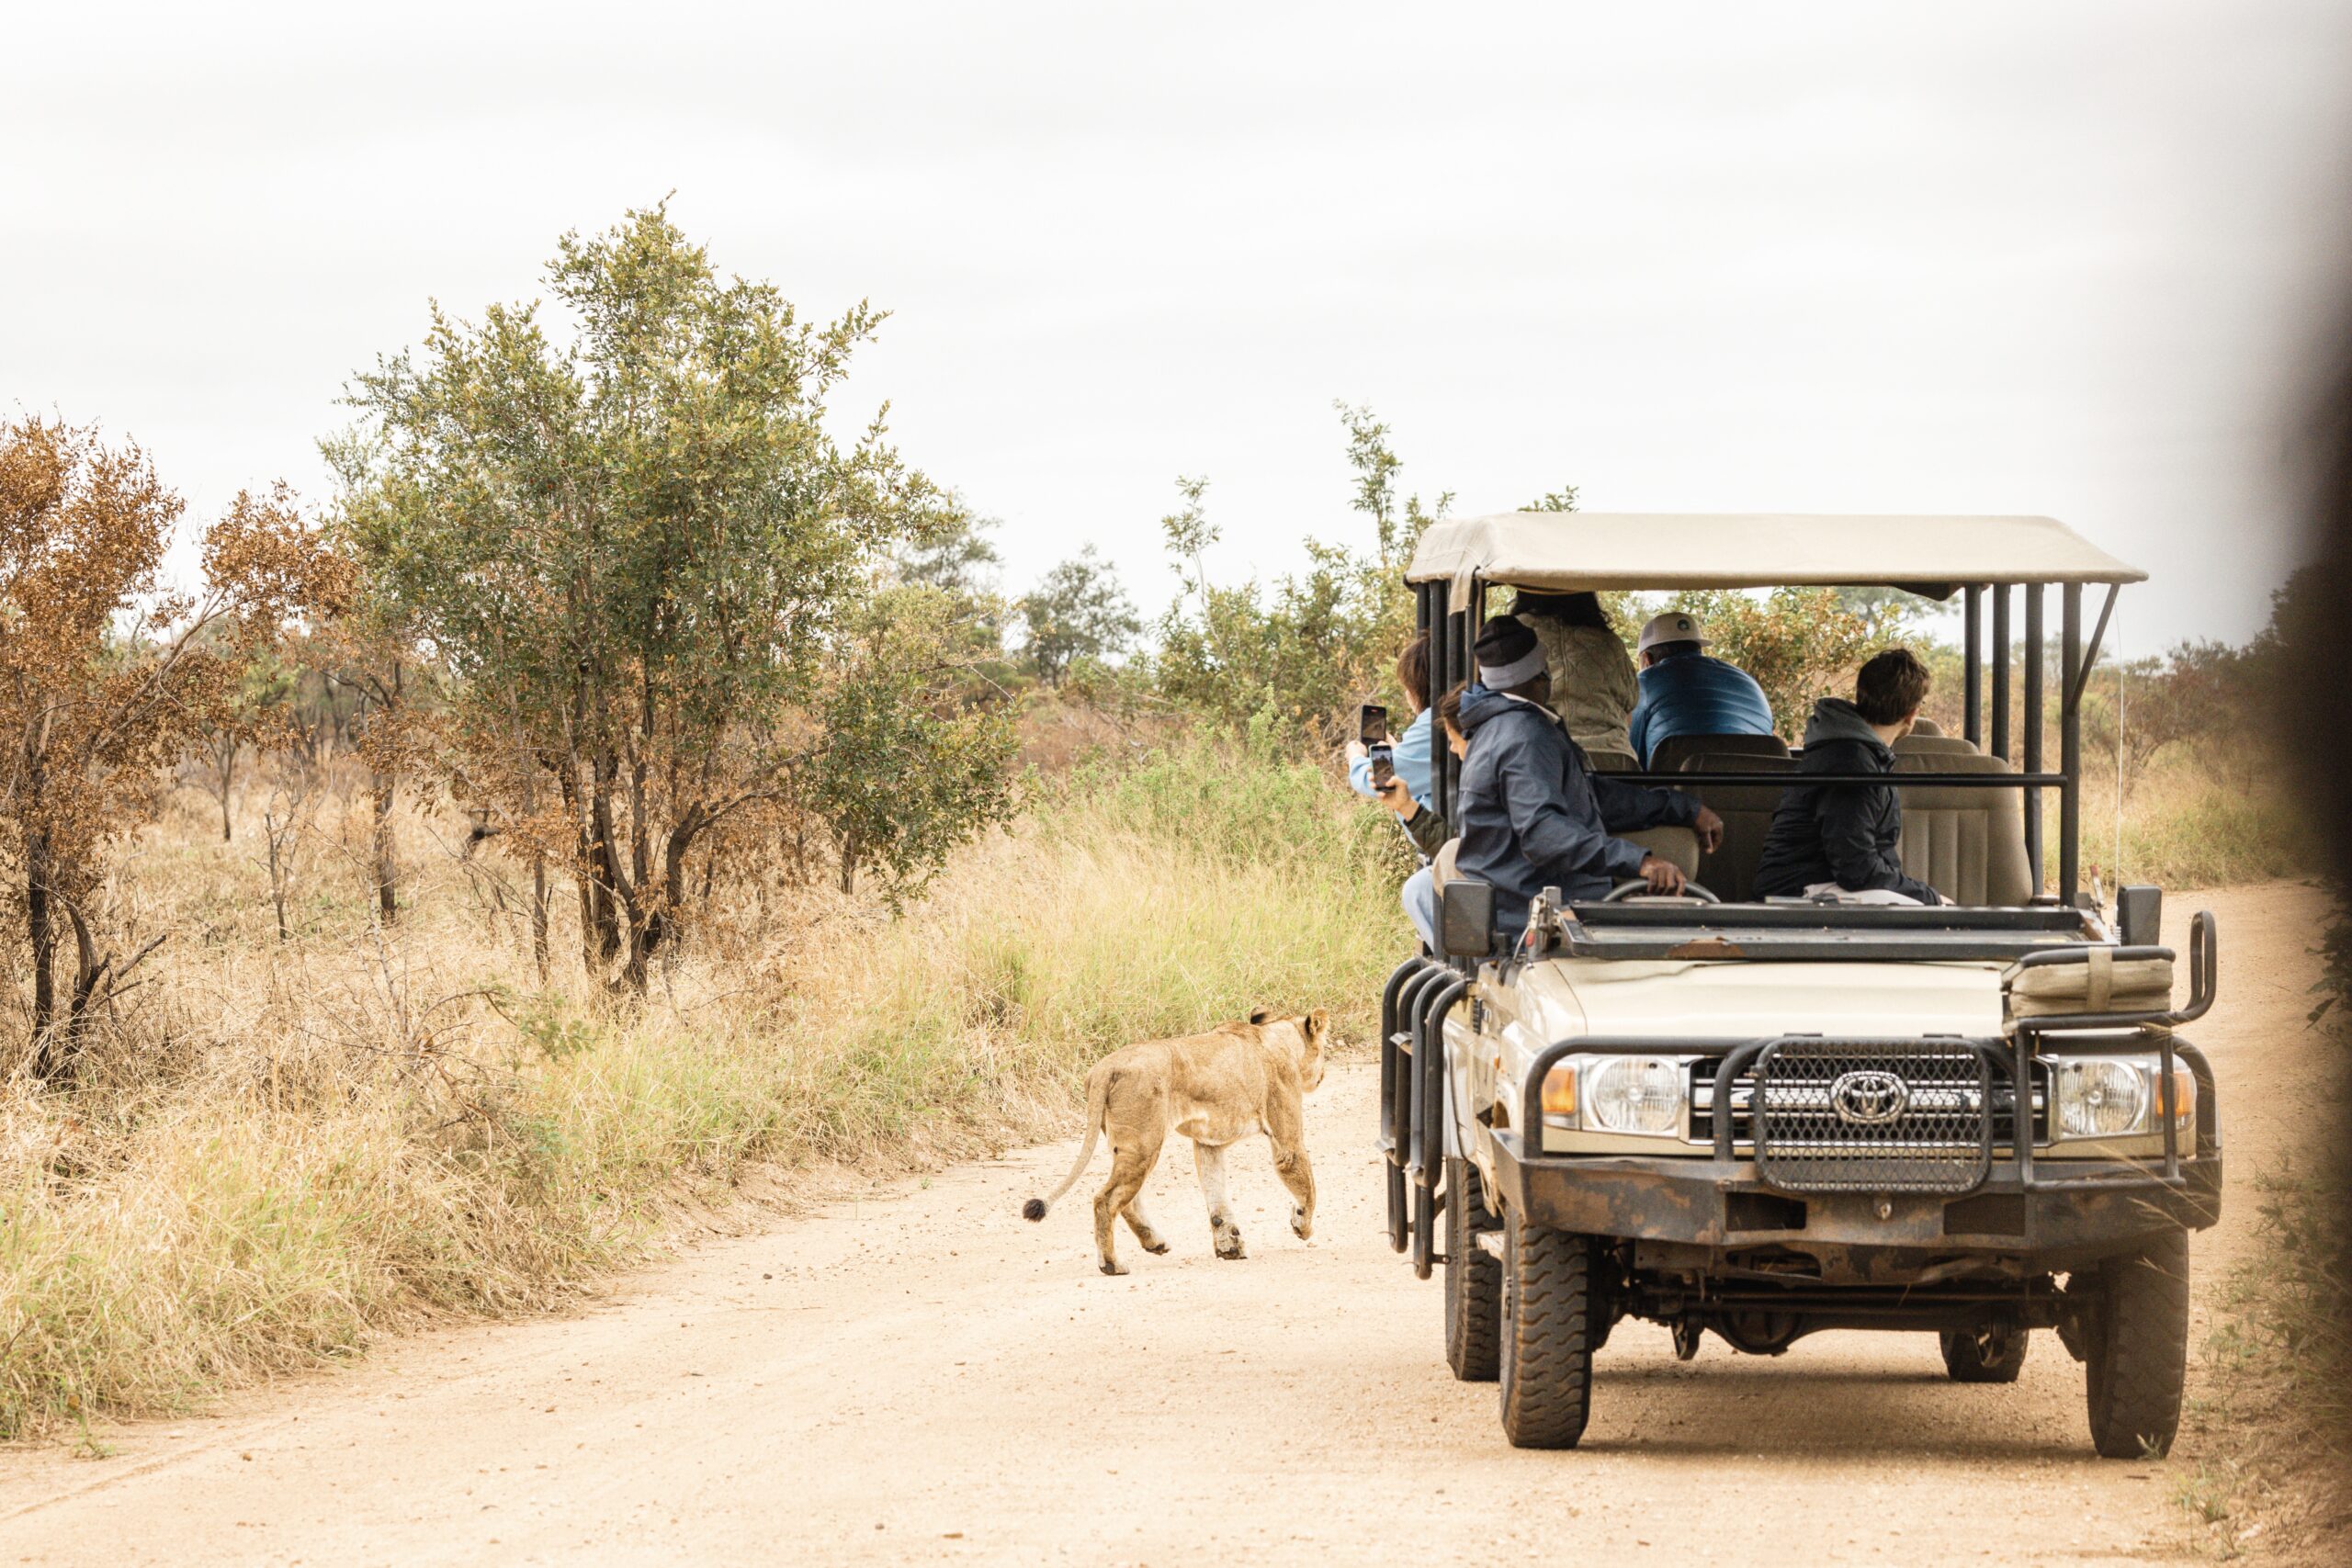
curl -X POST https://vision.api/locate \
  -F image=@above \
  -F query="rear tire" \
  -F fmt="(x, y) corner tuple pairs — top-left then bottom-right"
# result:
(1497, 1208), (1593, 1449)
(1940, 1325), (2029, 1383)
(2084, 1227), (2190, 1459)
(1443, 1157), (1499, 1382)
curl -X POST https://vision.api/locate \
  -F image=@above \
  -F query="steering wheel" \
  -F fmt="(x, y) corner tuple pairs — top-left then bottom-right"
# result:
(1603, 878), (1721, 904)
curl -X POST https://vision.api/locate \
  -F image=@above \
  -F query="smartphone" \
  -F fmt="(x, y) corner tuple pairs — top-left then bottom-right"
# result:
(1359, 702), (1396, 787)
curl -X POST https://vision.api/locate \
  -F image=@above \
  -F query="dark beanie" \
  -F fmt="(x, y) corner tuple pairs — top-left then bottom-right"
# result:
(1474, 615), (1546, 687)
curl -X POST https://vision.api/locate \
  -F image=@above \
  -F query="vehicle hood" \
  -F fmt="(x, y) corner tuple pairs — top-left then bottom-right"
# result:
(1510, 956), (2007, 1042)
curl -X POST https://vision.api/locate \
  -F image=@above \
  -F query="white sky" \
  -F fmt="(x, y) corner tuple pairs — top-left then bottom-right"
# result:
(8, 2), (2351, 647)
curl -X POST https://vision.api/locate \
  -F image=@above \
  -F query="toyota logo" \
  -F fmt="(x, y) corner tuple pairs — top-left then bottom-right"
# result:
(1829, 1069), (1909, 1125)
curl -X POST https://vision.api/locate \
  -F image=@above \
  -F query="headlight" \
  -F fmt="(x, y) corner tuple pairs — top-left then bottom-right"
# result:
(2054, 1059), (2144, 1136)
(2049, 1055), (2193, 1140)
(1584, 1057), (1685, 1134)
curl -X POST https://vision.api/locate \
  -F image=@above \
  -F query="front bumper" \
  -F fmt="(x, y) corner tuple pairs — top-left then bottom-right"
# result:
(1488, 1133), (2222, 1271)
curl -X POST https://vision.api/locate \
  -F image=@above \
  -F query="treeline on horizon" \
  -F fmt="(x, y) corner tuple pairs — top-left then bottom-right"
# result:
(1, 205), (2316, 1083)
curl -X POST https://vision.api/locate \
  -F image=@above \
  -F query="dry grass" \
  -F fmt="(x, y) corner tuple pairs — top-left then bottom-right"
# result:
(0, 743), (1406, 1439)
(2068, 745), (2312, 893)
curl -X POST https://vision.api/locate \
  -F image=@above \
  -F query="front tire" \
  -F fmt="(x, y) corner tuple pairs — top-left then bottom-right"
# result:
(1498, 1208), (1594, 1449)
(2084, 1227), (2190, 1458)
(1443, 1157), (1499, 1382)
(1940, 1325), (2030, 1383)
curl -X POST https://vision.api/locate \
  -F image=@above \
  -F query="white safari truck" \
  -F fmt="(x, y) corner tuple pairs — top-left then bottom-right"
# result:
(1380, 514), (2220, 1456)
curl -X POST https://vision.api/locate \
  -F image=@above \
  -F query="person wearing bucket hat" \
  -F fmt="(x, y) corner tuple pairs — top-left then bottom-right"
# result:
(1624, 609), (1776, 766)
(1453, 616), (1723, 937)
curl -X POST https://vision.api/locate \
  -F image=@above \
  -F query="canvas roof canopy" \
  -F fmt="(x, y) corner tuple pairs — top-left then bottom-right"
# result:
(1404, 513), (2146, 601)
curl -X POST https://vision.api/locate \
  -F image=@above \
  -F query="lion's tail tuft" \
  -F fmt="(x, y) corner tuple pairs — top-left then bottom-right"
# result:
(1022, 1064), (1110, 1227)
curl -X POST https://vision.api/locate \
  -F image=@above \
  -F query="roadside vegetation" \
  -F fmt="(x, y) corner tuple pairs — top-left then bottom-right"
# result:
(0, 204), (2321, 1439)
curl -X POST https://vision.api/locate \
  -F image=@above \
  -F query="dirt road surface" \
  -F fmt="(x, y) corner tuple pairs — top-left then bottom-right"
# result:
(0, 883), (2326, 1565)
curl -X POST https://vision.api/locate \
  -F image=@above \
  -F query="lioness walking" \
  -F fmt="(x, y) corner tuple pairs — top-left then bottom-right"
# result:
(1022, 1008), (1329, 1274)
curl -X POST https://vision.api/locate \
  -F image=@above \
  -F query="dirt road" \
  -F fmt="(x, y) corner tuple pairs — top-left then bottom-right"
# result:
(0, 883), (2326, 1565)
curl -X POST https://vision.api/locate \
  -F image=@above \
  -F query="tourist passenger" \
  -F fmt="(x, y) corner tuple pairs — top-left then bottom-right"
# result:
(1624, 611), (1775, 766)
(1454, 617), (1723, 941)
(1377, 684), (1466, 948)
(1514, 591), (1637, 757)
(1752, 647), (1946, 905)
(1347, 632), (1434, 810)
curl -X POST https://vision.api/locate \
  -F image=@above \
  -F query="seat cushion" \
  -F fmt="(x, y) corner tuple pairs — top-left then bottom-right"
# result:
(1892, 751), (2035, 905)
(1894, 733), (1982, 757)
(1620, 825), (1700, 879)
(1648, 731), (1790, 775)
(1675, 750), (1797, 902)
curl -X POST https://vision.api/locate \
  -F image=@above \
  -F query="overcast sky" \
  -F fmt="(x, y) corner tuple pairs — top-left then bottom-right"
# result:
(8, 2), (2351, 648)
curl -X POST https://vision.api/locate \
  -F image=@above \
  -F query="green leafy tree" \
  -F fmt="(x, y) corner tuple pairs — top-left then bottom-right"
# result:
(1018, 545), (1141, 685)
(337, 205), (948, 988)
(809, 586), (1018, 900)
(1154, 406), (1450, 744)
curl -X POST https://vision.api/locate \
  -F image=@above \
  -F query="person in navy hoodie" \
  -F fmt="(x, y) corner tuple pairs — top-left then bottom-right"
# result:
(1454, 616), (1722, 942)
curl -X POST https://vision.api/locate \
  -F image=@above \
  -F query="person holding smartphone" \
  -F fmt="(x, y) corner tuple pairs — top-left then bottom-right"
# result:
(1378, 685), (1470, 948)
(1345, 633), (1434, 812)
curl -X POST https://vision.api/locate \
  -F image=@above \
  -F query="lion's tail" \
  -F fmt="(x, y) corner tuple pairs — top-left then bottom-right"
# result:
(1023, 1063), (1109, 1223)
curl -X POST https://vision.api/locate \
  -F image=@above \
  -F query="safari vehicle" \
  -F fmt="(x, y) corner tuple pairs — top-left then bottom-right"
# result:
(1378, 513), (2222, 1456)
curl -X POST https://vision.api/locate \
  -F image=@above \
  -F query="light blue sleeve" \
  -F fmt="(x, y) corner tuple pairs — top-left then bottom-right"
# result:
(1394, 708), (1434, 807)
(1347, 751), (1376, 796)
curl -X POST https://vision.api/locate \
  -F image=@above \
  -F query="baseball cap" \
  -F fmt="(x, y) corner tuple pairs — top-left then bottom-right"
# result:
(1636, 611), (1708, 655)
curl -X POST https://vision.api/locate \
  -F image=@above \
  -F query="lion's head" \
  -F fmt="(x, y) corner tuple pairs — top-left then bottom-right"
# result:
(1247, 1005), (1330, 1090)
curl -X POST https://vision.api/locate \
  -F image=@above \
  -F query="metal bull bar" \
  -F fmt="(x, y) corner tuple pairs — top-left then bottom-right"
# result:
(1379, 954), (1471, 1268)
(1409, 975), (1470, 1280)
(1379, 956), (1442, 1254)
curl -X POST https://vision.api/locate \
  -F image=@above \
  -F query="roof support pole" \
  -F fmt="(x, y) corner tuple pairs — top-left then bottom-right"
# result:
(1989, 583), (2011, 761)
(1427, 582), (1451, 822)
(2065, 584), (2120, 713)
(2060, 583), (2083, 904)
(2024, 584), (2044, 889)
(1962, 585), (1984, 747)
(1444, 592), (1470, 822)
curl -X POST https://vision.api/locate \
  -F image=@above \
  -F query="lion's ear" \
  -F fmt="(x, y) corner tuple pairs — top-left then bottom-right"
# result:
(1249, 1006), (1273, 1025)
(1306, 1008), (1329, 1042)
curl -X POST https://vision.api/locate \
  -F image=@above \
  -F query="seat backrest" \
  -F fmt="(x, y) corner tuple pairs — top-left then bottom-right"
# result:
(1893, 750), (2034, 905)
(1675, 750), (1797, 902)
(1648, 730), (1790, 776)
(1910, 716), (1943, 736)
(1585, 748), (1638, 773)
(1894, 733), (1981, 758)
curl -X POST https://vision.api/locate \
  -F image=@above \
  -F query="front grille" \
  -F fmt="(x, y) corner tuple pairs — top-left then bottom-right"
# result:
(1747, 1041), (1995, 1194)
(1691, 1055), (2042, 1149)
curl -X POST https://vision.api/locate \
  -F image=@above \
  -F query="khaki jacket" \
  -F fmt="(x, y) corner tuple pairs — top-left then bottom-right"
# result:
(1519, 616), (1637, 758)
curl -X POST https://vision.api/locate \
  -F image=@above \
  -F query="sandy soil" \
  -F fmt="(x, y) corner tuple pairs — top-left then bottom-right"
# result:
(0, 882), (2329, 1566)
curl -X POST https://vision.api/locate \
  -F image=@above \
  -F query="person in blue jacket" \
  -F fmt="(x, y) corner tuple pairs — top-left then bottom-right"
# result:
(1625, 610), (1776, 765)
(1456, 616), (1723, 941)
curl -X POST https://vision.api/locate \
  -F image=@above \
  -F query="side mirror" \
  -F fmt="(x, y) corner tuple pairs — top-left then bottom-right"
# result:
(2117, 885), (2163, 948)
(1438, 879), (1496, 960)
